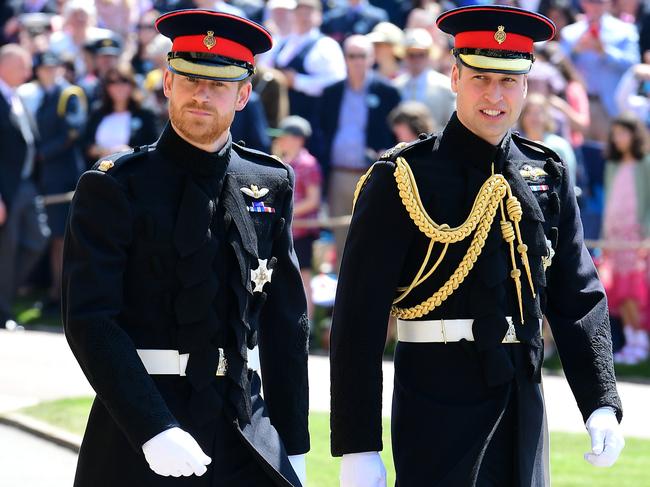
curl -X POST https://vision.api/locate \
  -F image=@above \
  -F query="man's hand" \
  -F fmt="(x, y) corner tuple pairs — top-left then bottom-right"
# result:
(142, 427), (212, 477)
(584, 407), (625, 467)
(340, 452), (386, 487)
(0, 198), (6, 226)
(289, 454), (307, 486)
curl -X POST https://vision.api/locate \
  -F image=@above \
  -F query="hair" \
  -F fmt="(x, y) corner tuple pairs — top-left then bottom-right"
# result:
(0, 43), (31, 64)
(520, 93), (556, 134)
(388, 101), (435, 136)
(605, 113), (649, 162)
(99, 63), (143, 114)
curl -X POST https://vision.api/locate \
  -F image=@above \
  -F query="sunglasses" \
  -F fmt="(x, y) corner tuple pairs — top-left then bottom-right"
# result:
(345, 52), (368, 60)
(406, 51), (429, 59)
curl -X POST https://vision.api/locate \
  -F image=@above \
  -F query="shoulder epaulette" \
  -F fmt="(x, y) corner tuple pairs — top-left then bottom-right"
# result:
(511, 132), (562, 163)
(379, 133), (437, 162)
(91, 145), (152, 174)
(232, 141), (288, 170)
(57, 85), (87, 117)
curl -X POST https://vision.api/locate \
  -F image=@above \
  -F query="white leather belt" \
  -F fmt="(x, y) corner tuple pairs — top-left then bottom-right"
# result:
(396, 317), (541, 344)
(137, 347), (249, 376)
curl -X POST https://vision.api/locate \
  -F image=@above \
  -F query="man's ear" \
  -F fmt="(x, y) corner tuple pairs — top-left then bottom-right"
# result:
(522, 74), (528, 98)
(451, 63), (459, 94)
(163, 70), (173, 99)
(235, 81), (252, 111)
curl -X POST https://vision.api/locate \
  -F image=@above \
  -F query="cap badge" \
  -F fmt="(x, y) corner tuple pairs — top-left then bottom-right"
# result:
(494, 25), (507, 45)
(203, 30), (216, 50)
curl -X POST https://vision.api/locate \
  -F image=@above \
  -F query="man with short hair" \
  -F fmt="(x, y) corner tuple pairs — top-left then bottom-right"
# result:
(63, 10), (309, 487)
(0, 44), (50, 330)
(330, 6), (624, 487)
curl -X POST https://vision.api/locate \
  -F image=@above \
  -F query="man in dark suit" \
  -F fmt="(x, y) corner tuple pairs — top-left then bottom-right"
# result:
(320, 34), (400, 271)
(62, 10), (309, 487)
(330, 6), (624, 487)
(321, 0), (388, 44)
(0, 44), (49, 330)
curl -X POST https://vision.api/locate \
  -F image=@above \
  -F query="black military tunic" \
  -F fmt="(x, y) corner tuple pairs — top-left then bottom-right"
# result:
(330, 113), (622, 486)
(62, 122), (309, 487)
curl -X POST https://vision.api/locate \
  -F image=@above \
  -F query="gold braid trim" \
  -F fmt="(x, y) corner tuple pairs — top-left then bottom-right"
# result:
(57, 85), (87, 118)
(390, 156), (532, 320)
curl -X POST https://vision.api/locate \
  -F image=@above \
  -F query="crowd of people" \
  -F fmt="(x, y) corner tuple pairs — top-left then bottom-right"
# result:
(1, 0), (649, 363)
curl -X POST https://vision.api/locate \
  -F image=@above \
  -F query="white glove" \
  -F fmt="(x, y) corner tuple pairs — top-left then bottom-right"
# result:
(584, 407), (625, 467)
(340, 451), (386, 487)
(142, 427), (212, 477)
(288, 453), (307, 486)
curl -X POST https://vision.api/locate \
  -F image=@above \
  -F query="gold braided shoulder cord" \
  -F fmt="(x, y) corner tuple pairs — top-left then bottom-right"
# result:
(389, 156), (535, 320)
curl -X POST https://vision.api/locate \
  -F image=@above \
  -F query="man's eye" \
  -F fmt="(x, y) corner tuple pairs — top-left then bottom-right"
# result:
(186, 76), (198, 83)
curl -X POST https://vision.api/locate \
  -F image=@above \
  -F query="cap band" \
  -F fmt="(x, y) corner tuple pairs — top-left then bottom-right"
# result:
(458, 53), (532, 74)
(169, 57), (251, 81)
(455, 30), (533, 53)
(172, 34), (254, 64)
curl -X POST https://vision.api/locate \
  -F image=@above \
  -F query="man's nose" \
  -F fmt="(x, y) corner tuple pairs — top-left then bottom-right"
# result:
(484, 82), (503, 104)
(192, 83), (211, 103)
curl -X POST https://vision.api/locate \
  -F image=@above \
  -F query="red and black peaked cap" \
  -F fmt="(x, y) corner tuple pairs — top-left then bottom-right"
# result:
(155, 9), (273, 82)
(437, 5), (556, 74)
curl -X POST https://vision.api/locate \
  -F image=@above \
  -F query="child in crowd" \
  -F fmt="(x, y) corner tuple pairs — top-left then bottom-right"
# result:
(602, 114), (650, 364)
(271, 116), (322, 322)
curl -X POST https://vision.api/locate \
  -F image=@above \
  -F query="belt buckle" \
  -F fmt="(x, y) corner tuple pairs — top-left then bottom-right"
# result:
(216, 348), (228, 376)
(502, 317), (519, 344)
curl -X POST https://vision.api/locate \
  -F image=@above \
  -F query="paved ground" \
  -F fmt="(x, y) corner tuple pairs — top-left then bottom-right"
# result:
(0, 423), (77, 487)
(1, 329), (649, 486)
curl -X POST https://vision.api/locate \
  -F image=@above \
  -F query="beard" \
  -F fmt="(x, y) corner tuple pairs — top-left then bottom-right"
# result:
(168, 97), (234, 146)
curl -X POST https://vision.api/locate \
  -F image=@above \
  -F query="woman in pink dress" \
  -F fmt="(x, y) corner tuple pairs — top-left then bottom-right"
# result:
(602, 114), (650, 364)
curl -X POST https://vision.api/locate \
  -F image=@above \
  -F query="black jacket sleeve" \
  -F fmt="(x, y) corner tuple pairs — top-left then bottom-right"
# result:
(545, 163), (623, 423)
(258, 165), (310, 455)
(329, 161), (414, 456)
(62, 170), (180, 451)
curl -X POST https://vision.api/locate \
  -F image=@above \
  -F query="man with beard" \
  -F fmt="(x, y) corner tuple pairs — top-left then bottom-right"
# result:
(62, 10), (309, 487)
(330, 5), (624, 487)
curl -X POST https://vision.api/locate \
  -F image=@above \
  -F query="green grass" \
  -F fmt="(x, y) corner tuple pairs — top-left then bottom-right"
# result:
(18, 397), (650, 486)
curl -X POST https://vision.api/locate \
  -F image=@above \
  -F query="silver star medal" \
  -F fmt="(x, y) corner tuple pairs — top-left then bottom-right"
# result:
(251, 259), (273, 293)
(542, 238), (555, 270)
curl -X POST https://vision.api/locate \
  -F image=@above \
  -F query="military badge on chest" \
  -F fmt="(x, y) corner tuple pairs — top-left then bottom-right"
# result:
(241, 184), (275, 213)
(251, 257), (275, 293)
(519, 164), (549, 192)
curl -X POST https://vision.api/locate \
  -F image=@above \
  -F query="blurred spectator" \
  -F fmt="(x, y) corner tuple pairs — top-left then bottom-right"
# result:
(141, 33), (171, 123)
(48, 0), (114, 79)
(130, 9), (160, 78)
(366, 21), (404, 80)
(560, 0), (640, 142)
(95, 0), (136, 39)
(321, 0), (388, 44)
(83, 64), (158, 166)
(519, 93), (578, 183)
(540, 0), (577, 40)
(15, 12), (56, 53)
(600, 113), (650, 363)
(320, 34), (400, 270)
(394, 28), (455, 130)
(231, 90), (272, 152)
(270, 115), (321, 322)
(543, 41), (591, 150)
(404, 5), (454, 75)
(388, 100), (435, 143)
(612, 0), (640, 23)
(272, 0), (345, 160)
(79, 33), (124, 109)
(258, 0), (295, 68)
(0, 44), (50, 330)
(615, 62), (650, 125)
(252, 66), (290, 128)
(18, 50), (86, 312)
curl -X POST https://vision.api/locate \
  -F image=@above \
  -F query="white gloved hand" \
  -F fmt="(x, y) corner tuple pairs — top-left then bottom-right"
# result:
(288, 453), (307, 486)
(142, 427), (212, 477)
(340, 451), (386, 487)
(584, 407), (625, 467)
